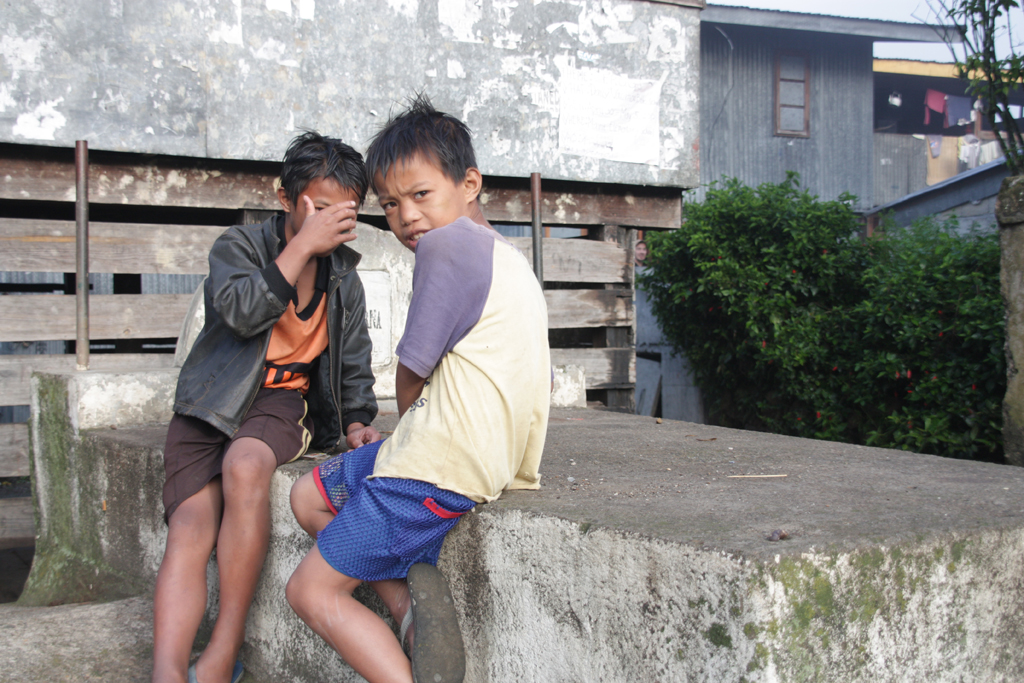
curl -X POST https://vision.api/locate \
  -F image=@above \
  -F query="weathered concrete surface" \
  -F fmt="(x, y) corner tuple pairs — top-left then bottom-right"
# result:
(0, 597), (153, 683)
(998, 175), (1024, 466)
(1, 0), (700, 188)
(17, 396), (1024, 682)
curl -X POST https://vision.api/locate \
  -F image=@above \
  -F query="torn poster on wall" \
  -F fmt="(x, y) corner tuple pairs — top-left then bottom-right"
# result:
(557, 67), (663, 166)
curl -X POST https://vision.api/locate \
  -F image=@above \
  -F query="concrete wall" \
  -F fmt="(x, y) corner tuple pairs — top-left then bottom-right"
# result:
(1, 0), (700, 188)
(23, 369), (1024, 682)
(998, 176), (1024, 466)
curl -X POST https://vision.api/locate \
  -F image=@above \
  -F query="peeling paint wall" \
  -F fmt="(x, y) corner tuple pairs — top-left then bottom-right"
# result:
(1, 0), (700, 188)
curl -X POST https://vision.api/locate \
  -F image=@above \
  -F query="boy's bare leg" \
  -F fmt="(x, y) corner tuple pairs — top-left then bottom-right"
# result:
(291, 473), (415, 644)
(152, 481), (224, 683)
(287, 546), (413, 683)
(371, 579), (415, 647)
(291, 470), (336, 537)
(194, 437), (278, 683)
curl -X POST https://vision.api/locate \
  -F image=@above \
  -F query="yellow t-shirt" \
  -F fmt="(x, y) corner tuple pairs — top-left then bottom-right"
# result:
(370, 219), (550, 503)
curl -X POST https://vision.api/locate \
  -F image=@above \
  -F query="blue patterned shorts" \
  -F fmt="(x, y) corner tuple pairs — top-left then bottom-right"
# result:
(312, 440), (476, 582)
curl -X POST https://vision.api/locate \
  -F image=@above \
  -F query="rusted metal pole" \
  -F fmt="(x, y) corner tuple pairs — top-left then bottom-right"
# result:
(530, 172), (543, 287)
(75, 140), (89, 370)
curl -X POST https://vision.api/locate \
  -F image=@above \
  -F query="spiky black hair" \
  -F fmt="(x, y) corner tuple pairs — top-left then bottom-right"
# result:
(280, 131), (370, 206)
(364, 94), (477, 192)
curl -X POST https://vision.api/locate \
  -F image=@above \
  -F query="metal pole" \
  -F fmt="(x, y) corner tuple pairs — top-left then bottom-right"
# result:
(75, 140), (89, 370)
(530, 172), (544, 287)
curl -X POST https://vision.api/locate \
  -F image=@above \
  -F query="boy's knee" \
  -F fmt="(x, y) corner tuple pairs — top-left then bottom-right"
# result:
(291, 472), (319, 513)
(285, 571), (303, 613)
(222, 446), (275, 492)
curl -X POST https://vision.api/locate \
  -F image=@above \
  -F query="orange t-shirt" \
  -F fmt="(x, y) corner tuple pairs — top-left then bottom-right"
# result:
(264, 288), (329, 394)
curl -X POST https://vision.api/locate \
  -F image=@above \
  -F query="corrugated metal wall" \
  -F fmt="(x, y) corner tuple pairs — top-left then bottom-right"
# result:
(699, 23), (875, 211)
(873, 133), (928, 207)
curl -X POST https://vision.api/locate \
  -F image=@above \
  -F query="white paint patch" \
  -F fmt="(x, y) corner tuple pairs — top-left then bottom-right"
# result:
(447, 59), (466, 79)
(438, 0), (483, 43)
(266, 0), (291, 13)
(254, 39), (300, 68)
(578, 1), (637, 47)
(499, 56), (528, 77)
(98, 89), (130, 114)
(0, 35), (45, 72)
(493, 29), (522, 51)
(33, 0), (61, 16)
(660, 126), (686, 171)
(207, 0), (244, 45)
(493, 0), (518, 25)
(646, 16), (686, 64)
(12, 98), (67, 141)
(489, 129), (512, 156)
(386, 0), (418, 20)
(461, 78), (514, 121)
(0, 83), (16, 113)
(425, 69), (437, 78)
(558, 68), (662, 165)
(551, 364), (586, 408)
(298, 0), (315, 20)
(546, 22), (578, 38)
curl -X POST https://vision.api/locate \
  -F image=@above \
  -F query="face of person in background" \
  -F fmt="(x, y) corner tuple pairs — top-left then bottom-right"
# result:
(635, 240), (648, 266)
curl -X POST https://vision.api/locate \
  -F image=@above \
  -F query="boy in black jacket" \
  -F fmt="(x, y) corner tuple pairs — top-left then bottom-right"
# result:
(152, 132), (380, 683)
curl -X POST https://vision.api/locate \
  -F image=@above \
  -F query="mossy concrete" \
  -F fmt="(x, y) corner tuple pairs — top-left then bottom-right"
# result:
(19, 371), (174, 606)
(998, 175), (1024, 466)
(16, 371), (1024, 681)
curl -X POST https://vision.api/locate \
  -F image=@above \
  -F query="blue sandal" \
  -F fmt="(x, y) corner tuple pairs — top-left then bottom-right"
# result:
(187, 660), (244, 683)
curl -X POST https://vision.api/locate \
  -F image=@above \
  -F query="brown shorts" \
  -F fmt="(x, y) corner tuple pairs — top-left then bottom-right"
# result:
(162, 387), (314, 522)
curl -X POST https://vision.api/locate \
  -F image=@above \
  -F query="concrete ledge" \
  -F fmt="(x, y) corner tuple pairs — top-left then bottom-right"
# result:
(22, 373), (1024, 682)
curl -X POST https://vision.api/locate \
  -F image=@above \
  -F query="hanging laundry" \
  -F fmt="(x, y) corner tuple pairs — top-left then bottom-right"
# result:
(959, 134), (981, 168)
(925, 89), (946, 125)
(978, 140), (1005, 165)
(945, 95), (973, 127)
(927, 135), (943, 158)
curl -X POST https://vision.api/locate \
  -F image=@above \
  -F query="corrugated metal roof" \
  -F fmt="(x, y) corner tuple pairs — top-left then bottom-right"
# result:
(702, 5), (957, 43)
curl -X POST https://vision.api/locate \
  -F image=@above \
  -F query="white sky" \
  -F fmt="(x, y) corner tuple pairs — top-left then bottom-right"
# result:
(707, 0), (1024, 62)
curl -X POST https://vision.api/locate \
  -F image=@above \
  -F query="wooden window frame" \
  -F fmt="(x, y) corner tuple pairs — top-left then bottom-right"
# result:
(775, 51), (810, 138)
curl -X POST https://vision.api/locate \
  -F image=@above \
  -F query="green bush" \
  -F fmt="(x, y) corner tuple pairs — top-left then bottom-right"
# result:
(640, 174), (1005, 461)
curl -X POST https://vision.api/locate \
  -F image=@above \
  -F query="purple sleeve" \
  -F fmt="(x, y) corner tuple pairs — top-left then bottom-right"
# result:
(396, 219), (494, 378)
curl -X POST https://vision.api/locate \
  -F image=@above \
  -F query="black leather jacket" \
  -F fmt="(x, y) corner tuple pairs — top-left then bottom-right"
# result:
(174, 215), (378, 452)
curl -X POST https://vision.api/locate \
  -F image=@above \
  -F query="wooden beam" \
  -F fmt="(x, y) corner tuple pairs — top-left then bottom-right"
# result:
(0, 354), (178, 406)
(508, 238), (630, 284)
(0, 423), (29, 477)
(0, 498), (34, 549)
(0, 218), (224, 275)
(0, 145), (681, 229)
(550, 348), (636, 389)
(0, 144), (281, 211)
(546, 289), (633, 329)
(0, 294), (192, 342)
(475, 183), (681, 228)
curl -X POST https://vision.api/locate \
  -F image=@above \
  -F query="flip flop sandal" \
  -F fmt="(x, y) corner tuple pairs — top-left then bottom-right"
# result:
(406, 563), (466, 683)
(187, 660), (244, 683)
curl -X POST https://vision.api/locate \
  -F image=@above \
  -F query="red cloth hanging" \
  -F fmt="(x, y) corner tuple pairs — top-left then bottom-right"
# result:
(925, 89), (946, 125)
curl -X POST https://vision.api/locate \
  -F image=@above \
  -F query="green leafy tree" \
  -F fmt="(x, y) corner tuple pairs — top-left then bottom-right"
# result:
(641, 175), (1004, 461)
(927, 0), (1024, 174)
